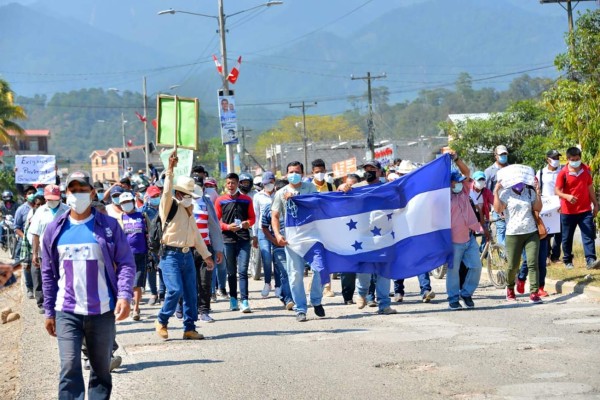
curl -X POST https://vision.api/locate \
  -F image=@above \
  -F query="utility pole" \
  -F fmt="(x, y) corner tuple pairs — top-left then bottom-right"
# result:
(240, 126), (252, 171)
(539, 0), (596, 51)
(351, 72), (386, 160)
(142, 76), (150, 176)
(217, 0), (235, 174)
(289, 101), (317, 170)
(121, 112), (128, 176)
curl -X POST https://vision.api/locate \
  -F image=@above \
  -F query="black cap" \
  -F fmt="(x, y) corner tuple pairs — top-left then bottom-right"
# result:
(363, 160), (382, 170)
(546, 150), (561, 158)
(66, 171), (93, 189)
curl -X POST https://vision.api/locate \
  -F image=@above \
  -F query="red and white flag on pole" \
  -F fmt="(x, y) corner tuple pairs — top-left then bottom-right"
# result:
(213, 55), (223, 76)
(135, 111), (147, 122)
(227, 56), (242, 84)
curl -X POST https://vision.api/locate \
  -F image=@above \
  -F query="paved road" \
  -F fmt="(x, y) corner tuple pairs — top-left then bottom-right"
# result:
(18, 274), (600, 400)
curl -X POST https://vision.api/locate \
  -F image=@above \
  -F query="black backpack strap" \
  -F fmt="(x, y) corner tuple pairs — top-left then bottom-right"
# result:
(539, 169), (544, 194)
(165, 199), (178, 224)
(326, 182), (333, 192)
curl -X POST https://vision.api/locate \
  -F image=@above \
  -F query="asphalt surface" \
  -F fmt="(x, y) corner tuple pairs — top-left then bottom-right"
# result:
(18, 273), (600, 400)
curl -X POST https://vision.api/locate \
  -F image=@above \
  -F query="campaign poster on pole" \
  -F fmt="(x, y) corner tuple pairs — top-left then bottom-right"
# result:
(156, 95), (199, 150)
(15, 155), (56, 184)
(218, 90), (239, 145)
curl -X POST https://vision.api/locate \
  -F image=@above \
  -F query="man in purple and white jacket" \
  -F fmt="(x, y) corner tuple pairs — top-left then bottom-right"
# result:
(42, 170), (135, 400)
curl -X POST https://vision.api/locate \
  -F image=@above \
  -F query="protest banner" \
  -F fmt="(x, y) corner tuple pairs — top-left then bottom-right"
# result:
(15, 155), (56, 184)
(332, 158), (357, 178)
(540, 195), (561, 234)
(160, 148), (193, 180)
(496, 164), (536, 188)
(156, 95), (199, 150)
(218, 90), (238, 145)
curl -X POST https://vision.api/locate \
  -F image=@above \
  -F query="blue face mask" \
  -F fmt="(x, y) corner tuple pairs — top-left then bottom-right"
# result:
(112, 196), (121, 205)
(498, 155), (508, 164)
(149, 197), (160, 207)
(569, 160), (582, 168)
(452, 182), (463, 193)
(287, 172), (302, 185)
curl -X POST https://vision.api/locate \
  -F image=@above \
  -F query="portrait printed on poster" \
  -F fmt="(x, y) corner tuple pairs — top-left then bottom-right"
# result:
(218, 95), (239, 145)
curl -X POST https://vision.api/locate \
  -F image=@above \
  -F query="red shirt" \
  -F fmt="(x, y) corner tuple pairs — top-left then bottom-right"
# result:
(556, 164), (593, 214)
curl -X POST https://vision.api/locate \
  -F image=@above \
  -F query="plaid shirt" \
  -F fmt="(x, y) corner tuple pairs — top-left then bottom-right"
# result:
(20, 219), (32, 263)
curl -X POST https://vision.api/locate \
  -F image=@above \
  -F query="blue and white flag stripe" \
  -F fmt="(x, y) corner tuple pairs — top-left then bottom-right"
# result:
(284, 155), (453, 280)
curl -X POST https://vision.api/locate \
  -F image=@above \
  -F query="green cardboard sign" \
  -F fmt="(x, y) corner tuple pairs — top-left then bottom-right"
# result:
(156, 95), (199, 150)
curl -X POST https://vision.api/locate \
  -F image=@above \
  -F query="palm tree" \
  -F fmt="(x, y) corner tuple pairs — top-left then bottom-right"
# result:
(0, 79), (27, 145)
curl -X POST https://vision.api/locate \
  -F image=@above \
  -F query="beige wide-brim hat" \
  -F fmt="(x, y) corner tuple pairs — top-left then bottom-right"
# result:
(173, 176), (200, 198)
(397, 160), (417, 175)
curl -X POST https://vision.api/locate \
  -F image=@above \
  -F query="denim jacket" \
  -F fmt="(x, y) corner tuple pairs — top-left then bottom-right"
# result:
(41, 209), (135, 318)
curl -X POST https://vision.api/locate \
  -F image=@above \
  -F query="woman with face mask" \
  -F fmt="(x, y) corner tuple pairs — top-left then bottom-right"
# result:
(118, 192), (150, 321)
(494, 171), (543, 304)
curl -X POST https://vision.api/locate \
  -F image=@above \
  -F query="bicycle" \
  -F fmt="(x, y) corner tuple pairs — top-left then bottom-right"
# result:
(430, 220), (507, 289)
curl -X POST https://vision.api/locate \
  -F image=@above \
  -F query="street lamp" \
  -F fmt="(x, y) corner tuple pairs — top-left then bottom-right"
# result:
(158, 0), (283, 173)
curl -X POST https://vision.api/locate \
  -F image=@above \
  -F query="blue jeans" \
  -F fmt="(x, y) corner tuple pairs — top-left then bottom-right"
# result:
(258, 232), (280, 287)
(357, 273), (391, 311)
(447, 236), (482, 303)
(561, 211), (597, 264)
(56, 311), (115, 400)
(157, 250), (197, 332)
(519, 236), (548, 288)
(211, 259), (227, 294)
(394, 273), (432, 297)
(492, 211), (506, 246)
(224, 240), (251, 300)
(285, 246), (322, 314)
(273, 247), (292, 304)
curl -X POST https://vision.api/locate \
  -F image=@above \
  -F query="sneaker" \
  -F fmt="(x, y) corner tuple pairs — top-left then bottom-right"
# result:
(394, 294), (404, 303)
(422, 290), (436, 303)
(529, 293), (543, 304)
(357, 296), (367, 309)
(183, 330), (205, 340)
(537, 287), (549, 297)
(344, 299), (355, 305)
(586, 259), (600, 270)
(132, 310), (141, 321)
(285, 301), (295, 311)
(210, 293), (217, 302)
(37, 307), (45, 314)
(83, 359), (90, 370)
(148, 296), (158, 306)
(261, 283), (271, 298)
(506, 288), (517, 301)
(462, 296), (475, 308)
(323, 287), (335, 297)
(241, 300), (252, 313)
(565, 262), (574, 270)
(313, 304), (325, 317)
(27, 290), (34, 299)
(274, 287), (282, 298)
(217, 289), (229, 299)
(155, 320), (168, 339)
(296, 312), (307, 322)
(199, 314), (215, 323)
(378, 307), (397, 315)
(367, 300), (378, 308)
(175, 309), (183, 320)
(516, 278), (526, 294)
(448, 302), (462, 310)
(110, 356), (122, 371)
(229, 298), (239, 311)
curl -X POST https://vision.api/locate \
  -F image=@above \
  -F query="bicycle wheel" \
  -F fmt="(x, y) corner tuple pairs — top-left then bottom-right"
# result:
(430, 264), (447, 279)
(250, 246), (262, 281)
(486, 243), (507, 289)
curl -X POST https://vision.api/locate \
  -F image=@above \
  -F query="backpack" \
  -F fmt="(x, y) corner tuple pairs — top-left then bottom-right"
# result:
(148, 199), (178, 255)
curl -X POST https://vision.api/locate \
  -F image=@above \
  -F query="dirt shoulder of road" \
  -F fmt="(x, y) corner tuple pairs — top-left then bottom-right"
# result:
(545, 247), (600, 288)
(0, 282), (23, 400)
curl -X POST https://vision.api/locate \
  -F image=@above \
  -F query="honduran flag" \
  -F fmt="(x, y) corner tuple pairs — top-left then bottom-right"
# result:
(285, 154), (453, 280)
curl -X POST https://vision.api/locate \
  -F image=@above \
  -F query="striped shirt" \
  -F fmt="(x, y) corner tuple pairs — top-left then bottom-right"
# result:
(193, 198), (211, 246)
(55, 215), (114, 315)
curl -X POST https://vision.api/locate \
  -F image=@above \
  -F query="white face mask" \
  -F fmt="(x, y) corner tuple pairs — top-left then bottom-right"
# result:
(549, 159), (560, 168)
(314, 172), (326, 182)
(474, 180), (485, 190)
(179, 196), (193, 207)
(263, 183), (275, 192)
(47, 200), (60, 209)
(121, 202), (134, 213)
(66, 193), (92, 214)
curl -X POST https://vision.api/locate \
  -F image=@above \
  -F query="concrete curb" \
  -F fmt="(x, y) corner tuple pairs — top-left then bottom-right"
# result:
(546, 277), (600, 300)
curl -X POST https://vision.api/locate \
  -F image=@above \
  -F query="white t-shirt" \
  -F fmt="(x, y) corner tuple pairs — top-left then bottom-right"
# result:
(29, 203), (70, 245)
(537, 166), (560, 197)
(469, 188), (484, 207)
(499, 188), (537, 235)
